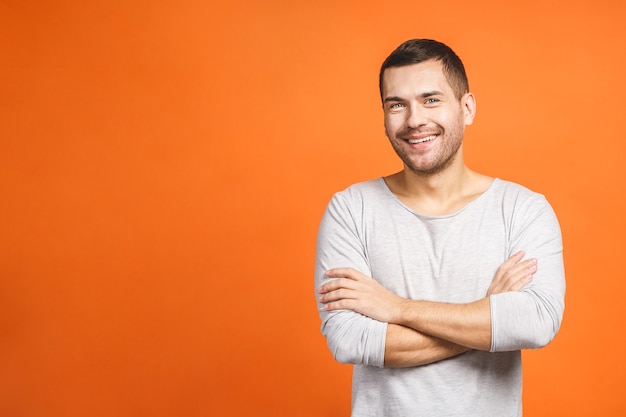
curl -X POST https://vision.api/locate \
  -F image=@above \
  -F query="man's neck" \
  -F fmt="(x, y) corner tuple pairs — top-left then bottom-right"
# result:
(383, 165), (493, 216)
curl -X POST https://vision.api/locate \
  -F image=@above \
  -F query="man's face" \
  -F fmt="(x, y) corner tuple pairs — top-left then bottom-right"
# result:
(382, 60), (475, 176)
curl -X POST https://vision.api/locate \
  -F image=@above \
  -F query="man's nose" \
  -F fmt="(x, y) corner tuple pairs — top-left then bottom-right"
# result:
(406, 106), (427, 128)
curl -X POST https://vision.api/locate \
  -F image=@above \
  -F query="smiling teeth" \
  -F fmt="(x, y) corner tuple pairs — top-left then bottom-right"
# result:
(408, 135), (437, 144)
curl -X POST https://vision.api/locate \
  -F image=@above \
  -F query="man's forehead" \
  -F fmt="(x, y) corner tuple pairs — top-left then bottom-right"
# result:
(382, 60), (452, 96)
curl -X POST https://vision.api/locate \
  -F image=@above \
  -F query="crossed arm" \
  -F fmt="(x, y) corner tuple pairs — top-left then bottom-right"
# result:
(318, 251), (537, 367)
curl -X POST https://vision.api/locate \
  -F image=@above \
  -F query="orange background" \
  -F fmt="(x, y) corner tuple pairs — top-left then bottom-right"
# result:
(1, 1), (625, 416)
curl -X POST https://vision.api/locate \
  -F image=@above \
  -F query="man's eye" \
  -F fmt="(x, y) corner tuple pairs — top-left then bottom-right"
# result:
(390, 103), (404, 109)
(425, 98), (439, 104)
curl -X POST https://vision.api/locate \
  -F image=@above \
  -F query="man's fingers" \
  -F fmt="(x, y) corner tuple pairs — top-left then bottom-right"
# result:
(319, 268), (368, 294)
(488, 255), (538, 295)
(318, 275), (364, 295)
(504, 250), (525, 266)
(325, 267), (360, 279)
(319, 287), (355, 302)
(494, 251), (525, 279)
(319, 277), (348, 294)
(509, 274), (533, 292)
(514, 259), (537, 276)
(501, 257), (536, 278)
(321, 299), (355, 312)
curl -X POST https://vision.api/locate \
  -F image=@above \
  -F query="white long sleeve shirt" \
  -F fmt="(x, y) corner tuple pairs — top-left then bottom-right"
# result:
(314, 178), (565, 417)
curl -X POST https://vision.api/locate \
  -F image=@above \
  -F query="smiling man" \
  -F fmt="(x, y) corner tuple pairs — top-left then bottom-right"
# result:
(314, 39), (565, 416)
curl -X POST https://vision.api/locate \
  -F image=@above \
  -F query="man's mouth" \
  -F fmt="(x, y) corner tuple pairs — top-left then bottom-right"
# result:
(406, 134), (438, 144)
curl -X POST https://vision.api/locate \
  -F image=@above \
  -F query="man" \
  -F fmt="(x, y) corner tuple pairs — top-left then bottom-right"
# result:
(314, 39), (565, 416)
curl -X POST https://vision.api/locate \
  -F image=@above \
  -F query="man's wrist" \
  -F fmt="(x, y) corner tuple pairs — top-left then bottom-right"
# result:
(393, 298), (420, 327)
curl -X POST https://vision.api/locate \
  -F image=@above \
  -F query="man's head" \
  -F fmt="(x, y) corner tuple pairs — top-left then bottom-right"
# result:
(379, 39), (469, 103)
(379, 40), (476, 177)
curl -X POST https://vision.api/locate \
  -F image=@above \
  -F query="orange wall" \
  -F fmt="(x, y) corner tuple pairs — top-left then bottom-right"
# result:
(1, 1), (625, 416)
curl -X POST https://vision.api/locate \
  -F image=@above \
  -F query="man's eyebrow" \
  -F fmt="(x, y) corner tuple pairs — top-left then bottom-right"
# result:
(383, 96), (404, 103)
(383, 91), (445, 103)
(420, 90), (444, 98)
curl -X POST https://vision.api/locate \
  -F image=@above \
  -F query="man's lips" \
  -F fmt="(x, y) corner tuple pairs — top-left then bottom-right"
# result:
(403, 134), (439, 145)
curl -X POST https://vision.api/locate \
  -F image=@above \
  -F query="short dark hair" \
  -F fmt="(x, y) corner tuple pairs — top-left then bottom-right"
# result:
(379, 39), (469, 101)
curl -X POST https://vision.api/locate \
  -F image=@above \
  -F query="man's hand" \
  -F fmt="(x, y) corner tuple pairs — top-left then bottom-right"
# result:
(318, 268), (408, 323)
(319, 251), (537, 327)
(487, 251), (537, 296)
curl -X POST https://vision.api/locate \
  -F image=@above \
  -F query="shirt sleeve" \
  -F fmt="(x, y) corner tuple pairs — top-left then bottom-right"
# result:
(490, 192), (566, 351)
(314, 192), (387, 367)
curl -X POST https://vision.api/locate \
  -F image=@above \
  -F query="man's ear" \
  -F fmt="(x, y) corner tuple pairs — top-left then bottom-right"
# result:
(462, 92), (476, 126)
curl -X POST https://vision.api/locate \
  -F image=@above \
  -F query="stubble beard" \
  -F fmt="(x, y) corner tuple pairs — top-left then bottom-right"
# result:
(387, 118), (465, 178)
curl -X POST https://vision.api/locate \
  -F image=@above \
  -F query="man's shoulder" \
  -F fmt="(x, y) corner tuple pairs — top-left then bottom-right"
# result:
(332, 178), (387, 200)
(491, 178), (553, 215)
(324, 178), (393, 218)
(492, 178), (546, 199)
